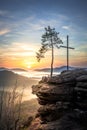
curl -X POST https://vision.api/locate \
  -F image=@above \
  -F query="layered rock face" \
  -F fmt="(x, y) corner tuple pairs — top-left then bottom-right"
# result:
(32, 69), (87, 130)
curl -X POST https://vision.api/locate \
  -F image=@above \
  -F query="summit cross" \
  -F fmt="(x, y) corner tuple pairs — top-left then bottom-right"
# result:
(60, 35), (75, 70)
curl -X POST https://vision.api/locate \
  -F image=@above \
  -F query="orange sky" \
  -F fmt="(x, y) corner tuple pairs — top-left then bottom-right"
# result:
(0, 42), (87, 70)
(0, 0), (87, 69)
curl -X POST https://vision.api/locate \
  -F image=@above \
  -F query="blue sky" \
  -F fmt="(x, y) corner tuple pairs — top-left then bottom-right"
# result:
(0, 0), (87, 68)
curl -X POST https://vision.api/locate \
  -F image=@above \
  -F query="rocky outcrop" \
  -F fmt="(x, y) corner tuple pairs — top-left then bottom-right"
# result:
(31, 69), (87, 130)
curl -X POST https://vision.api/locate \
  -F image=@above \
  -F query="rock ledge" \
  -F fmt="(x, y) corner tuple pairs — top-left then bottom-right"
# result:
(31, 69), (87, 130)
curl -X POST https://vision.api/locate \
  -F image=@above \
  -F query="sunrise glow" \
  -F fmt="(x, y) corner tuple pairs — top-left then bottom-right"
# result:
(0, 0), (87, 69)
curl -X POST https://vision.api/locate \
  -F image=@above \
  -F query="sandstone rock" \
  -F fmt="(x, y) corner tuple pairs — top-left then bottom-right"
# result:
(31, 69), (87, 130)
(32, 84), (42, 94)
(37, 113), (86, 130)
(47, 74), (76, 84)
(75, 87), (87, 92)
(47, 69), (87, 84)
(32, 83), (74, 105)
(76, 82), (87, 88)
(37, 103), (70, 122)
(76, 75), (87, 82)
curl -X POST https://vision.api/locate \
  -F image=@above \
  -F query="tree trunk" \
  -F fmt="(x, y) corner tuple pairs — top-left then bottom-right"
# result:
(51, 43), (54, 77)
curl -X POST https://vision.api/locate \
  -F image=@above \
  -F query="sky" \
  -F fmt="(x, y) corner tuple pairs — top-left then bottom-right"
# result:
(0, 0), (87, 69)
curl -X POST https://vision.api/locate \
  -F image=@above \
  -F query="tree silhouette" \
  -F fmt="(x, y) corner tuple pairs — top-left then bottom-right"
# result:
(36, 26), (63, 77)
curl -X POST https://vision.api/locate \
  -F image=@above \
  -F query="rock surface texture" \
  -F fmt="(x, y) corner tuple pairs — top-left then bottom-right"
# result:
(31, 69), (87, 130)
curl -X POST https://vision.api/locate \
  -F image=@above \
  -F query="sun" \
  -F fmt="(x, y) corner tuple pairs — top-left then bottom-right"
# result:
(25, 63), (32, 69)
(27, 65), (31, 69)
(23, 60), (36, 70)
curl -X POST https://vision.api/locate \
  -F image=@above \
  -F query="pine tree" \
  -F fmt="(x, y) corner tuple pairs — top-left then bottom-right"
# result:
(36, 26), (63, 77)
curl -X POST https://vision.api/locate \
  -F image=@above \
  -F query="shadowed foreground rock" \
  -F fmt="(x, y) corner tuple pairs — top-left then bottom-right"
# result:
(30, 69), (87, 130)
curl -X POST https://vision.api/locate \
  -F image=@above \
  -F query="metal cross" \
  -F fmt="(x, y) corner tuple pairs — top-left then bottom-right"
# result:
(60, 35), (75, 71)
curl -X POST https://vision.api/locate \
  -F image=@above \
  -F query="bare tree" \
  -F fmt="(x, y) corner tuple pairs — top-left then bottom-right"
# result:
(36, 26), (63, 77)
(0, 81), (25, 130)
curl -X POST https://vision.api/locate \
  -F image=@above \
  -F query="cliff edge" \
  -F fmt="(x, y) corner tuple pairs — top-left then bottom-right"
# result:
(31, 69), (87, 130)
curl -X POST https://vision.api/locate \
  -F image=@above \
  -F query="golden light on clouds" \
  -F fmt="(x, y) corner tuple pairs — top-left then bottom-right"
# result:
(23, 60), (36, 69)
(0, 28), (10, 35)
(0, 41), (87, 69)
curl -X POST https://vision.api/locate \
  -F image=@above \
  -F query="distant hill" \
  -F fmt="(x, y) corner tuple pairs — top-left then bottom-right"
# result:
(35, 66), (87, 73)
(11, 68), (28, 72)
(0, 67), (28, 72)
(53, 66), (76, 72)
(0, 70), (38, 87)
(0, 67), (9, 71)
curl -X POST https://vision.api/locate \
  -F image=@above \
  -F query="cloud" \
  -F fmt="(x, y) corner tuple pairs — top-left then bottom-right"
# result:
(0, 29), (10, 35)
(13, 13), (67, 32)
(0, 42), (39, 58)
(0, 10), (8, 16)
(0, 10), (14, 18)
(62, 26), (70, 30)
(31, 14), (68, 31)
